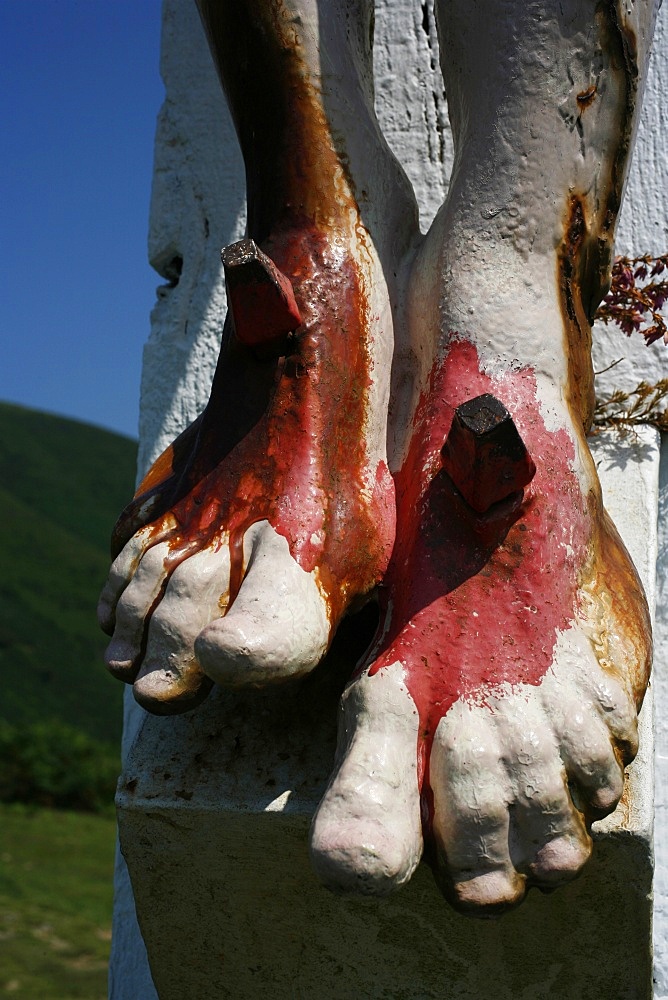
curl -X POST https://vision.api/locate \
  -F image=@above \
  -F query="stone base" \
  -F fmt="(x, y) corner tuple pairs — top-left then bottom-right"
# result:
(117, 429), (659, 1000)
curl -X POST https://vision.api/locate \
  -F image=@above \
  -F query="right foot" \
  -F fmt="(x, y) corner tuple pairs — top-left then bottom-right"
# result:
(98, 0), (418, 714)
(311, 327), (651, 912)
(310, 0), (655, 911)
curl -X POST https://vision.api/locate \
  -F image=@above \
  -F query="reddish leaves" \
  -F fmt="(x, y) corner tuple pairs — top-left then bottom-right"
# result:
(596, 254), (668, 345)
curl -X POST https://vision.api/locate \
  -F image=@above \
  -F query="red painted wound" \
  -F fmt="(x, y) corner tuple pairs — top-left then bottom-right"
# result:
(369, 339), (589, 828)
(121, 225), (394, 639)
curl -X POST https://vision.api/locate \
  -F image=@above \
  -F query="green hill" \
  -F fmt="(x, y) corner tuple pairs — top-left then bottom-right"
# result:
(0, 402), (137, 744)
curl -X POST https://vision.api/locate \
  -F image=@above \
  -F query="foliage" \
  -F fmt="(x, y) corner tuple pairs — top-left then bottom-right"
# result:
(0, 402), (136, 743)
(593, 256), (668, 434)
(0, 720), (119, 814)
(0, 802), (115, 999)
(596, 254), (668, 346)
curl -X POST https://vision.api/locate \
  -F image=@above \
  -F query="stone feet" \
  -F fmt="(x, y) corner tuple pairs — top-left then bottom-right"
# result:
(98, 224), (395, 712)
(310, 327), (651, 914)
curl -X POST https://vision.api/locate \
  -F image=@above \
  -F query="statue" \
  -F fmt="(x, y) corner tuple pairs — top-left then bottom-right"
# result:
(99, 0), (658, 915)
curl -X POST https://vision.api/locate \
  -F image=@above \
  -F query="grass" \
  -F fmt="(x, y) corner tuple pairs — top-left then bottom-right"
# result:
(0, 803), (116, 999)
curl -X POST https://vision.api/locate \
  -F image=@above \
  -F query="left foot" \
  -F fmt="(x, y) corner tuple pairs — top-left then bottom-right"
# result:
(98, 222), (397, 712)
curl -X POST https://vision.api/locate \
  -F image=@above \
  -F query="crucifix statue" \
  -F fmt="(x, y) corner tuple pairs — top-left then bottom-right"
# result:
(99, 0), (657, 915)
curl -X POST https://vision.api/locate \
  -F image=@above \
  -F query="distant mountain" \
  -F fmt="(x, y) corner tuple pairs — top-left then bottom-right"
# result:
(0, 402), (137, 743)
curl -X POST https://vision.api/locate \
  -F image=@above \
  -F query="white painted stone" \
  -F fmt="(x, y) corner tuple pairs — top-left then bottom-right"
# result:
(109, 690), (159, 1000)
(654, 437), (668, 1000)
(140, 0), (246, 475)
(115, 429), (657, 999)
(110, 0), (668, 995)
(592, 6), (668, 401)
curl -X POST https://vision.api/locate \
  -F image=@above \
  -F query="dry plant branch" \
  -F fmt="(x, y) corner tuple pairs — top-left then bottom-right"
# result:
(591, 379), (668, 435)
(593, 255), (668, 435)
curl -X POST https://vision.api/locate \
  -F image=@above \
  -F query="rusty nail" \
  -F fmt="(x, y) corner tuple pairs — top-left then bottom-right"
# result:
(441, 393), (536, 514)
(221, 239), (302, 353)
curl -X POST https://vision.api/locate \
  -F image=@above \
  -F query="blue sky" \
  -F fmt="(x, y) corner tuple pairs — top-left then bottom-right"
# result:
(1, 1), (165, 440)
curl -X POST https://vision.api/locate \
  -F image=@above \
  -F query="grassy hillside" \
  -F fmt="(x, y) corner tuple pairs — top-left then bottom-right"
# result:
(0, 402), (137, 743)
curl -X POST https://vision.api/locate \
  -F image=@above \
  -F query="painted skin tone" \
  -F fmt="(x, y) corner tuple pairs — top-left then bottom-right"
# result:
(99, 0), (655, 913)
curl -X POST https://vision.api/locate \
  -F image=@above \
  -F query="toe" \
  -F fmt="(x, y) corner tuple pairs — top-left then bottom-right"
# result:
(586, 670), (639, 765)
(310, 661), (423, 895)
(552, 628), (639, 763)
(132, 545), (229, 714)
(97, 526), (159, 635)
(540, 644), (630, 816)
(430, 702), (526, 915)
(97, 521), (172, 635)
(450, 869), (525, 914)
(132, 666), (212, 715)
(195, 521), (329, 687)
(551, 698), (625, 817)
(491, 688), (592, 888)
(103, 541), (170, 681)
(528, 834), (590, 886)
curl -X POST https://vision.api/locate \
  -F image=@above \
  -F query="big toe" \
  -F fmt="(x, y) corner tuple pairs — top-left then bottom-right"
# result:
(195, 521), (329, 687)
(310, 660), (423, 895)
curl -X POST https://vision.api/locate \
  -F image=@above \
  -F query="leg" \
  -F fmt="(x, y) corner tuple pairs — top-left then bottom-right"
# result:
(311, 0), (656, 912)
(98, 0), (418, 711)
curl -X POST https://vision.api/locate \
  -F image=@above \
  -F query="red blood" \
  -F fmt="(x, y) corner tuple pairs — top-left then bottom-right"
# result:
(120, 226), (395, 638)
(369, 339), (589, 825)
